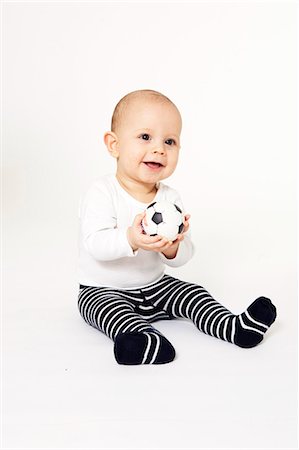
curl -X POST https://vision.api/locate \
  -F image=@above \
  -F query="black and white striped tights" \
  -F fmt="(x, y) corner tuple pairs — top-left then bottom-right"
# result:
(78, 274), (277, 365)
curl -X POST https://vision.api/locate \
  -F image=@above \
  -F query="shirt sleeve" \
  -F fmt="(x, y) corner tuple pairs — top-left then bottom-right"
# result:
(79, 184), (139, 261)
(158, 190), (195, 267)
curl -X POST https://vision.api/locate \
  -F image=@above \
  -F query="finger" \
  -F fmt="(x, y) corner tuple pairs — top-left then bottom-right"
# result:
(144, 235), (162, 244)
(155, 240), (173, 252)
(142, 212), (147, 222)
(136, 213), (149, 232)
(134, 212), (145, 226)
(155, 237), (172, 248)
(156, 237), (169, 247)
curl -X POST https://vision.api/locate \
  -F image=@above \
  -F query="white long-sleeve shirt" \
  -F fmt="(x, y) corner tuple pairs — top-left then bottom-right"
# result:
(78, 173), (195, 289)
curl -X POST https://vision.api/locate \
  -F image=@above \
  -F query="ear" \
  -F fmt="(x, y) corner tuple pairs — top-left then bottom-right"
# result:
(103, 131), (120, 159)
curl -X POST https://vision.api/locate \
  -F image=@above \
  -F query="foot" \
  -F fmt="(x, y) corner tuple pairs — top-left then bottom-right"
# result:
(114, 331), (176, 365)
(234, 297), (277, 348)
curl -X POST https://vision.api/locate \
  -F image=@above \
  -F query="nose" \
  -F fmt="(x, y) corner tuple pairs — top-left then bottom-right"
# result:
(153, 144), (165, 154)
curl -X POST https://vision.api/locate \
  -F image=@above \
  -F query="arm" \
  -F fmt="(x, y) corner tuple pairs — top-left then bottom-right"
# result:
(80, 185), (139, 261)
(159, 231), (195, 267)
(85, 228), (139, 261)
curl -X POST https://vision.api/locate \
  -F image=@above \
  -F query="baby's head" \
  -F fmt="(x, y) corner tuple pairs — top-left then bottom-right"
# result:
(104, 89), (182, 187)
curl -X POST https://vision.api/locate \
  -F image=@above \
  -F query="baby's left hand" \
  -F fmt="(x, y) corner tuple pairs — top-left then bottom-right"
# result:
(172, 214), (191, 244)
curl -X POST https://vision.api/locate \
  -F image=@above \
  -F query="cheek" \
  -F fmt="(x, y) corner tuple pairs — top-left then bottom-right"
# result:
(168, 155), (179, 167)
(132, 148), (146, 163)
(122, 147), (141, 164)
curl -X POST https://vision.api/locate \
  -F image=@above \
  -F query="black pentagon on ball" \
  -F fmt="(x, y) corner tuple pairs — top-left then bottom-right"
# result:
(147, 202), (157, 209)
(175, 204), (182, 213)
(152, 212), (163, 225)
(178, 223), (184, 234)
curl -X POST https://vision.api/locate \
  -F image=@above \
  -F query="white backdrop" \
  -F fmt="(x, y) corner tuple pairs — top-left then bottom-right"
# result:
(3, 1), (297, 449)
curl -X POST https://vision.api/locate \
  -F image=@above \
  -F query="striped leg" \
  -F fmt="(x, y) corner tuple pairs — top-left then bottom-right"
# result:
(78, 287), (175, 365)
(147, 276), (277, 348)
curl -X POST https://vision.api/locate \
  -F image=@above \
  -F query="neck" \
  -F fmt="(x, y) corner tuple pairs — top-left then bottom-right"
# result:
(115, 172), (158, 196)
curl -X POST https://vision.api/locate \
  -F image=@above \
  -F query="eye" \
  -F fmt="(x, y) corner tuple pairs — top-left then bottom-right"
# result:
(165, 138), (176, 146)
(140, 133), (150, 141)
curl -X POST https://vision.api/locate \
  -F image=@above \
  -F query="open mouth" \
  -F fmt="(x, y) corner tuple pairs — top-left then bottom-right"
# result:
(143, 162), (164, 169)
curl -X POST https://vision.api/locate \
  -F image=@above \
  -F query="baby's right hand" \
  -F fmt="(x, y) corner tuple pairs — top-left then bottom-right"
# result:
(127, 211), (173, 253)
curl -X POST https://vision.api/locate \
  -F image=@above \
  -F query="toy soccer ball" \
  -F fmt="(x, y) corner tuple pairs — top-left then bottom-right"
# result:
(141, 201), (185, 241)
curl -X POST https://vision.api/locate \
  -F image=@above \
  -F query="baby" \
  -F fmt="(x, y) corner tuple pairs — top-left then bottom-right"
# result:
(78, 89), (277, 365)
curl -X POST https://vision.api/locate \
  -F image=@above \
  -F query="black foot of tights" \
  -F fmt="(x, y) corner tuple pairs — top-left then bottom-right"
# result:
(114, 331), (176, 365)
(234, 296), (277, 348)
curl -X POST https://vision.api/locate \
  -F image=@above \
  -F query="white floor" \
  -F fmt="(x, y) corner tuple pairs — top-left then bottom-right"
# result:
(3, 225), (297, 450)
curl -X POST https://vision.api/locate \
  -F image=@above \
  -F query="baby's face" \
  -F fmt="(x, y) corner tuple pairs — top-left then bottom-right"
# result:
(113, 99), (182, 185)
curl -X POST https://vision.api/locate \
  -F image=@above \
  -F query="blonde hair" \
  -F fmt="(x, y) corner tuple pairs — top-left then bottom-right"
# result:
(111, 89), (179, 134)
